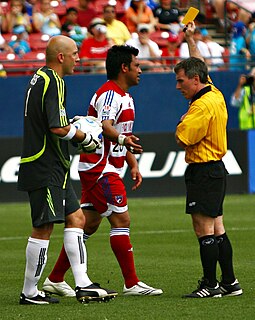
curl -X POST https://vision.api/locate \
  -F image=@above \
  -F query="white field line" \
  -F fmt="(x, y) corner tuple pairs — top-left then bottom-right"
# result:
(1, 227), (255, 241)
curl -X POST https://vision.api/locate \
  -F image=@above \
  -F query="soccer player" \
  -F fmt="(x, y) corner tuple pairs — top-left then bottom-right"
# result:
(174, 22), (243, 298)
(42, 45), (163, 297)
(18, 35), (117, 304)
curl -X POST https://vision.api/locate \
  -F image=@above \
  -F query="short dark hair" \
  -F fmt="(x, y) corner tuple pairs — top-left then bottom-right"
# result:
(66, 7), (78, 15)
(174, 57), (208, 84)
(106, 45), (139, 80)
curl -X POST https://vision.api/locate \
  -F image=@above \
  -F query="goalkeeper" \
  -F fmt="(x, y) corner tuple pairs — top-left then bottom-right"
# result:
(18, 35), (116, 305)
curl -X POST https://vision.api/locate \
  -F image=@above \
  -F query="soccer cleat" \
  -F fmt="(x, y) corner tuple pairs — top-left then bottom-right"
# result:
(123, 281), (163, 296)
(75, 283), (118, 304)
(183, 279), (222, 298)
(219, 279), (243, 297)
(20, 291), (59, 305)
(42, 277), (76, 297)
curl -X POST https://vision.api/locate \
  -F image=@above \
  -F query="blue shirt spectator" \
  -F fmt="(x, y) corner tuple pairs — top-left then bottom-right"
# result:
(229, 21), (251, 71)
(8, 25), (31, 57)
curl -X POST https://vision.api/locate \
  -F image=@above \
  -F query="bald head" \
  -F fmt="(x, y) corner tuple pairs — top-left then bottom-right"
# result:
(45, 35), (79, 77)
(46, 35), (76, 64)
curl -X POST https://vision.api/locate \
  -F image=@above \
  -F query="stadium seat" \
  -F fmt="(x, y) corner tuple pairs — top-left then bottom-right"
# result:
(23, 51), (45, 73)
(150, 31), (169, 48)
(50, 0), (67, 18)
(2, 33), (16, 43)
(0, 52), (31, 76)
(28, 33), (50, 51)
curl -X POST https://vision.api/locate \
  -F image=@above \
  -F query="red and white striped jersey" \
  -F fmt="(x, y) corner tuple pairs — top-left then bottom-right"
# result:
(78, 80), (135, 189)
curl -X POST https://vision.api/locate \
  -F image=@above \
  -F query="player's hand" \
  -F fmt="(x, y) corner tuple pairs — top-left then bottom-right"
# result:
(130, 167), (142, 191)
(124, 135), (143, 154)
(80, 133), (102, 153)
(239, 75), (247, 86)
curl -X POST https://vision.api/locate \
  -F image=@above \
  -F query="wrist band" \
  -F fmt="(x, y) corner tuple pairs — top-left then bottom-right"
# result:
(117, 134), (126, 145)
(60, 123), (77, 141)
(82, 132), (93, 145)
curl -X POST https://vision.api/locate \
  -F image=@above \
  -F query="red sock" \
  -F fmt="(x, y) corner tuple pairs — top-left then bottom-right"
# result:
(48, 244), (71, 283)
(110, 235), (139, 288)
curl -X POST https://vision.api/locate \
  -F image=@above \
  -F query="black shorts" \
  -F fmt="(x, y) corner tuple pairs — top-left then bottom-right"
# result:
(28, 183), (80, 227)
(185, 160), (227, 217)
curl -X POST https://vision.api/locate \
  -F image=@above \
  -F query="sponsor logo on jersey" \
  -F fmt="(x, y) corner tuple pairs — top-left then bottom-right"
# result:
(60, 109), (66, 117)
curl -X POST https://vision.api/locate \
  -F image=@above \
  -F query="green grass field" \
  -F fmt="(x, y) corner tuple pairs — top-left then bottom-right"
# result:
(0, 195), (255, 320)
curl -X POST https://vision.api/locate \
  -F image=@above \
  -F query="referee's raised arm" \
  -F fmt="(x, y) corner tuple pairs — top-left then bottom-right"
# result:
(184, 21), (205, 62)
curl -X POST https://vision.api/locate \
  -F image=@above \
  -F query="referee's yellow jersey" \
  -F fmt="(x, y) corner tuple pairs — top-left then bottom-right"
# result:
(176, 82), (228, 164)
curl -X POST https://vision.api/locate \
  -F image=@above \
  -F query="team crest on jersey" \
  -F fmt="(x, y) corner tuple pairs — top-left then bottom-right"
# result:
(102, 105), (110, 120)
(115, 195), (123, 204)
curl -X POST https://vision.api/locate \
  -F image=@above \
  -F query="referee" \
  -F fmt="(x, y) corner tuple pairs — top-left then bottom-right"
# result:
(174, 22), (243, 298)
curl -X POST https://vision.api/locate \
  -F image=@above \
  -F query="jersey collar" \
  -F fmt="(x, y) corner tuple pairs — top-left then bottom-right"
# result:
(190, 85), (212, 104)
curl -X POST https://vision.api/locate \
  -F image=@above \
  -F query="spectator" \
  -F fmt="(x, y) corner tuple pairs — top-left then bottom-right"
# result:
(24, 0), (36, 16)
(0, 10), (13, 53)
(79, 18), (113, 73)
(180, 27), (211, 63)
(125, 0), (159, 10)
(125, 0), (157, 34)
(76, 0), (97, 29)
(161, 32), (180, 71)
(1, 0), (32, 33)
(61, 7), (87, 48)
(8, 24), (31, 57)
(126, 23), (163, 71)
(153, 0), (183, 35)
(24, 0), (37, 25)
(229, 21), (250, 71)
(230, 68), (255, 130)
(232, 1), (255, 25)
(33, 0), (61, 36)
(146, 0), (159, 10)
(212, 0), (255, 30)
(103, 4), (131, 45)
(246, 14), (255, 66)
(201, 28), (225, 70)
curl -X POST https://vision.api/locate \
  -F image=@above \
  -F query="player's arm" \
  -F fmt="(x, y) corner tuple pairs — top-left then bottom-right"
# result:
(51, 125), (100, 152)
(102, 119), (143, 154)
(50, 126), (86, 142)
(126, 151), (142, 190)
(185, 21), (204, 62)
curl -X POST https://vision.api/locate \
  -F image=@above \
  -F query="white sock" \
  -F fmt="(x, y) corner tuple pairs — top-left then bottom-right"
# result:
(64, 228), (92, 288)
(22, 237), (49, 297)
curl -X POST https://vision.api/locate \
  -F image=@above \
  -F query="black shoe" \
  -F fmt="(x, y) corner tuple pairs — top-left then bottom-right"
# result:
(75, 283), (118, 304)
(20, 291), (59, 305)
(219, 279), (243, 297)
(183, 279), (222, 298)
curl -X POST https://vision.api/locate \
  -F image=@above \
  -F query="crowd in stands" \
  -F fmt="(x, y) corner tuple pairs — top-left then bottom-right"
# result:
(0, 0), (255, 76)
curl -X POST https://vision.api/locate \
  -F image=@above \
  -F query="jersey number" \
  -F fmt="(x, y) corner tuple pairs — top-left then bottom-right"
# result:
(113, 143), (124, 152)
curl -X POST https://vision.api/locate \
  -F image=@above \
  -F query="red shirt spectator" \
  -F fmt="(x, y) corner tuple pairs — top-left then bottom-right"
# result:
(76, 0), (97, 28)
(79, 18), (112, 73)
(161, 33), (180, 69)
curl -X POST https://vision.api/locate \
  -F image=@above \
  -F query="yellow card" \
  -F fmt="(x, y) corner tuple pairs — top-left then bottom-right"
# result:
(182, 7), (199, 25)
